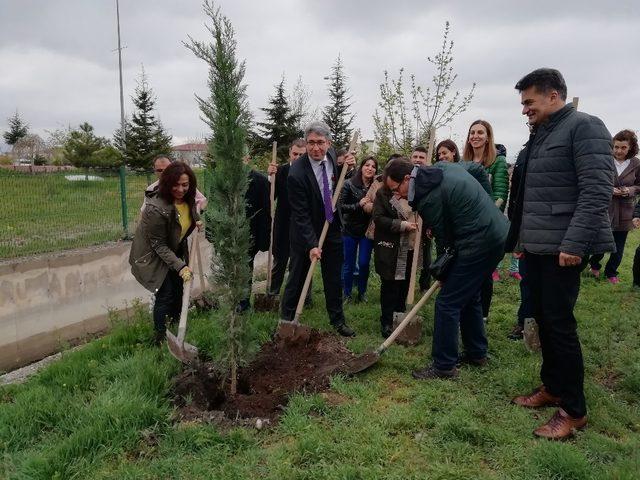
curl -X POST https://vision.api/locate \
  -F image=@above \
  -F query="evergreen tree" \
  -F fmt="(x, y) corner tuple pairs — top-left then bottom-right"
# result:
(322, 55), (355, 150)
(63, 122), (111, 169)
(185, 1), (252, 395)
(257, 76), (301, 157)
(114, 68), (173, 170)
(3, 111), (29, 147)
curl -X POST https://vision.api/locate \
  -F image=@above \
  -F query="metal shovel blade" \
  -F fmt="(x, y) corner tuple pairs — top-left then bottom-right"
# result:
(166, 330), (199, 365)
(275, 319), (313, 346)
(341, 351), (381, 375)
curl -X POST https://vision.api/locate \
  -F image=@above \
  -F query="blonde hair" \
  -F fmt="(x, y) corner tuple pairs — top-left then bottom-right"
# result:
(463, 120), (497, 167)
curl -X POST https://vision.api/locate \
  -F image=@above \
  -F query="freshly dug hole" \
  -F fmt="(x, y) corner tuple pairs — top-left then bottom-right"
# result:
(171, 329), (355, 421)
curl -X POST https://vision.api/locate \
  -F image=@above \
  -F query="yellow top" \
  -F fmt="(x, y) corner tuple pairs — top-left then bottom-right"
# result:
(175, 202), (191, 241)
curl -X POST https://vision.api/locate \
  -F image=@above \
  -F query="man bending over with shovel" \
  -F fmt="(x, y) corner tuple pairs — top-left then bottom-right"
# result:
(280, 121), (357, 337)
(386, 159), (508, 379)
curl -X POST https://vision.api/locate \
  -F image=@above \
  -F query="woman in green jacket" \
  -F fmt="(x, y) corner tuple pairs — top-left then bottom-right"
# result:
(129, 161), (201, 344)
(463, 119), (509, 319)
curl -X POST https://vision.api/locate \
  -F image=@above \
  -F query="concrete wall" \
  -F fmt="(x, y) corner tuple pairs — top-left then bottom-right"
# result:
(0, 234), (212, 372)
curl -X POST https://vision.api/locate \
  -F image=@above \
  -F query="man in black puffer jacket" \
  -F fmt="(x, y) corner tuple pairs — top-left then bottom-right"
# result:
(507, 68), (614, 440)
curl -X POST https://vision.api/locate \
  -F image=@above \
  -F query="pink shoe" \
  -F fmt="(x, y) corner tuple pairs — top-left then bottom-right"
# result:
(509, 272), (523, 281)
(608, 276), (620, 284)
(492, 270), (501, 282)
(590, 268), (600, 278)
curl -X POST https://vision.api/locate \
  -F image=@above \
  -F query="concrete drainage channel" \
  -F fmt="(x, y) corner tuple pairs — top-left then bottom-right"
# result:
(0, 234), (269, 378)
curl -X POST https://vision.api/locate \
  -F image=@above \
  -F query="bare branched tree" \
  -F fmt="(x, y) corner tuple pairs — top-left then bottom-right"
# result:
(374, 21), (475, 159)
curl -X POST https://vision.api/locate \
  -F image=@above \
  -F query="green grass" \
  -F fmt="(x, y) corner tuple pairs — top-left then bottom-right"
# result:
(0, 169), (206, 259)
(2, 231), (640, 479)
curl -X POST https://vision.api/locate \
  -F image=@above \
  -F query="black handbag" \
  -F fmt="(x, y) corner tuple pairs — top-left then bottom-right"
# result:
(429, 186), (456, 281)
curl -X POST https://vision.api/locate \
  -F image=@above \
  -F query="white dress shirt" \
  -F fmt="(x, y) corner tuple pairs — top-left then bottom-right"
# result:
(309, 155), (334, 200)
(615, 159), (630, 177)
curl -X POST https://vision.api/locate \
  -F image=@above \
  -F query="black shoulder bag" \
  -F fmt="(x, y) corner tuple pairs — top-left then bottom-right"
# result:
(429, 186), (457, 281)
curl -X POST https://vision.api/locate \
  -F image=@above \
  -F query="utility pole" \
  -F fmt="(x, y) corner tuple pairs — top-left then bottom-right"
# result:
(115, 0), (130, 239)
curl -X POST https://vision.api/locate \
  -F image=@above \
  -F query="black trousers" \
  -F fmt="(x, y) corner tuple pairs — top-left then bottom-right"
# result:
(526, 252), (586, 418)
(516, 255), (534, 326)
(281, 237), (345, 326)
(269, 222), (290, 295)
(379, 251), (413, 328)
(588, 230), (628, 278)
(634, 244), (640, 286)
(481, 277), (493, 318)
(419, 238), (432, 291)
(153, 270), (183, 333)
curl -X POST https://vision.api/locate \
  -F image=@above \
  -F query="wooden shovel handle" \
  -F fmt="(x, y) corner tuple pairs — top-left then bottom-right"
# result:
(406, 215), (422, 305)
(406, 125), (435, 305)
(266, 141), (277, 291)
(378, 281), (440, 354)
(177, 232), (199, 343)
(292, 131), (360, 323)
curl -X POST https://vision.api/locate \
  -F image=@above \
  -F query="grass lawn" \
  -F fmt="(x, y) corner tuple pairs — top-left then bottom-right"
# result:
(1, 231), (639, 479)
(0, 169), (206, 259)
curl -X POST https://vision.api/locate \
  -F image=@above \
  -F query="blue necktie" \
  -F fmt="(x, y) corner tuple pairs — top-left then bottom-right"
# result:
(320, 161), (334, 223)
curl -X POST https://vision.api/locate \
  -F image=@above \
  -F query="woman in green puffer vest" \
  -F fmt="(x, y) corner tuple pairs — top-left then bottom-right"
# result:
(462, 119), (509, 321)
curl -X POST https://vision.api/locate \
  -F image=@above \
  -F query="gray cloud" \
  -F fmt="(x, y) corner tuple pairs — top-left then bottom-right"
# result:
(1, 0), (638, 160)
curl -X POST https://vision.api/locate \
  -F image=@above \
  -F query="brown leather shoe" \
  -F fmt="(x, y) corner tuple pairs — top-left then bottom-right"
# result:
(511, 385), (561, 408)
(534, 408), (587, 439)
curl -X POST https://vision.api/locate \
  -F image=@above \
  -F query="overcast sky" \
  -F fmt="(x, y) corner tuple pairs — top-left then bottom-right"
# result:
(1, 0), (638, 161)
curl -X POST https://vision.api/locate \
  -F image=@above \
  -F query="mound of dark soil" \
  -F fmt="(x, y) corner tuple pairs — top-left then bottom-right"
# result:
(171, 329), (355, 422)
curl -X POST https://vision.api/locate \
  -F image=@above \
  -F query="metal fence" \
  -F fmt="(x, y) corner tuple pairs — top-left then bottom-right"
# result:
(0, 167), (206, 260)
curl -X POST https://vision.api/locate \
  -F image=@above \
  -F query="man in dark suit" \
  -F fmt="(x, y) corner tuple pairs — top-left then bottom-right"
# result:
(267, 139), (307, 296)
(280, 121), (356, 337)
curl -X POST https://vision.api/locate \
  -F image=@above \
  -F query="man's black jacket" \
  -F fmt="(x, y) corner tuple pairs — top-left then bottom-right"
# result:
(247, 169), (271, 254)
(287, 149), (343, 252)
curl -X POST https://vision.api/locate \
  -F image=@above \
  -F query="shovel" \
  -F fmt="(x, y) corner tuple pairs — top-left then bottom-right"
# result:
(276, 131), (360, 343)
(166, 232), (200, 364)
(255, 142), (280, 312)
(342, 281), (441, 374)
(392, 214), (424, 346)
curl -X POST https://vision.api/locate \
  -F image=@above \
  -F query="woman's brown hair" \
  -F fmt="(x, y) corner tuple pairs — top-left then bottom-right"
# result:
(436, 139), (461, 162)
(462, 120), (497, 167)
(613, 129), (639, 159)
(352, 155), (379, 188)
(158, 161), (197, 208)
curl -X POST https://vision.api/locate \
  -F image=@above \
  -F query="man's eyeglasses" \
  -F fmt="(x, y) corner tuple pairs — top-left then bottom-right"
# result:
(388, 177), (407, 193)
(307, 140), (327, 147)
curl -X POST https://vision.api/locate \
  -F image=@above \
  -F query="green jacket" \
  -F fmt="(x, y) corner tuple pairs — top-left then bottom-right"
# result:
(129, 195), (199, 292)
(412, 161), (508, 257)
(485, 155), (509, 211)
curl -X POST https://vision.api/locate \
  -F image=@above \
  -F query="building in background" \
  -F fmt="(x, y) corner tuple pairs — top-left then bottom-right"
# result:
(171, 143), (207, 167)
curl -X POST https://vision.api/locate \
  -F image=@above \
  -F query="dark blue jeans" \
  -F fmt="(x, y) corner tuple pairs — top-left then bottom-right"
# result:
(432, 248), (503, 370)
(517, 255), (533, 326)
(342, 235), (373, 297)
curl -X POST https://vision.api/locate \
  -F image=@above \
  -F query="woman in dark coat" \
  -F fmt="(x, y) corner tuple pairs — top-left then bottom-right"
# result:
(588, 129), (640, 283)
(372, 157), (418, 338)
(129, 161), (201, 344)
(339, 156), (378, 303)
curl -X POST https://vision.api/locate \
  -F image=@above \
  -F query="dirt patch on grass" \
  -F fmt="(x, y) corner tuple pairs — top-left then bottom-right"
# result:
(170, 329), (355, 423)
